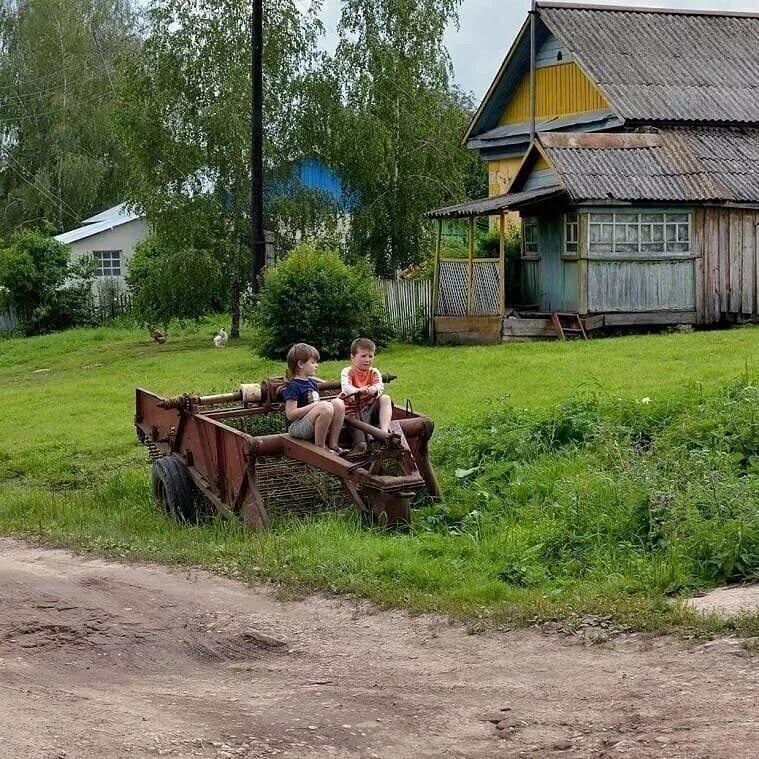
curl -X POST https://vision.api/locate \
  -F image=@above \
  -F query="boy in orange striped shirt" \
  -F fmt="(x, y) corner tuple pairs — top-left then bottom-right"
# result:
(339, 337), (393, 455)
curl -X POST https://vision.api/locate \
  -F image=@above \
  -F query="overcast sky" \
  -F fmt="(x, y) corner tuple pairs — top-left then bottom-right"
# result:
(316, 0), (759, 101)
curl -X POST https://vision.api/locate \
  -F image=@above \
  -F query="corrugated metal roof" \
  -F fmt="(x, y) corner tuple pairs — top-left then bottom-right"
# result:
(426, 186), (566, 219)
(80, 202), (137, 225)
(468, 109), (622, 151)
(539, 5), (759, 123)
(539, 127), (759, 202)
(55, 208), (142, 244)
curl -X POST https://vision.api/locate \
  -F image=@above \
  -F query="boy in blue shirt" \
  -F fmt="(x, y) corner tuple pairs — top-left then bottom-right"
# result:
(281, 342), (346, 454)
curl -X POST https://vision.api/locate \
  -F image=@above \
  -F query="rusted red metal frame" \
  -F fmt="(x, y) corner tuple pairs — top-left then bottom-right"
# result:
(135, 384), (441, 529)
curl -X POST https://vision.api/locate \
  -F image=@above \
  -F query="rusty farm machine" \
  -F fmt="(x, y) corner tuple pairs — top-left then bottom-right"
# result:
(135, 376), (440, 529)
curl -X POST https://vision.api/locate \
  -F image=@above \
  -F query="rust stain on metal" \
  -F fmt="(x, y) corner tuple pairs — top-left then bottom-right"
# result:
(136, 375), (440, 531)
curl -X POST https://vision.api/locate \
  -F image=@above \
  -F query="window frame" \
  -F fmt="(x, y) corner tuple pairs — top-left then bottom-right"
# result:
(563, 211), (580, 259)
(586, 211), (692, 260)
(521, 216), (539, 260)
(92, 250), (122, 277)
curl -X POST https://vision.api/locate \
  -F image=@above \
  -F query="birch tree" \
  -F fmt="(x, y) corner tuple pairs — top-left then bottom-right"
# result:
(117, 0), (321, 335)
(326, 0), (484, 276)
(0, 0), (137, 234)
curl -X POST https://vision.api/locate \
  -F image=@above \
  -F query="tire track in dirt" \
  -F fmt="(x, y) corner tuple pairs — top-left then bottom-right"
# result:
(1, 537), (758, 758)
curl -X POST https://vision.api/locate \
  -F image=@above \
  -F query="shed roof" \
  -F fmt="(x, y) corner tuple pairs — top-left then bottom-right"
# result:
(426, 186), (566, 219)
(536, 127), (759, 203)
(55, 203), (142, 244)
(468, 109), (623, 153)
(539, 3), (759, 123)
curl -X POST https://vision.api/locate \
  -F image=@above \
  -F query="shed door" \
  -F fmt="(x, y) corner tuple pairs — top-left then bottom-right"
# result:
(539, 216), (563, 311)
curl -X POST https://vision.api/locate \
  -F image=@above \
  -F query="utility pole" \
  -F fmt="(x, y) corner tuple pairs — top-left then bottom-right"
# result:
(250, 0), (265, 291)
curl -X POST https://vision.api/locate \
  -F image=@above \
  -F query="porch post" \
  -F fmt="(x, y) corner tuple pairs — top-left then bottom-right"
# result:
(499, 212), (506, 315)
(468, 216), (475, 315)
(430, 218), (442, 341)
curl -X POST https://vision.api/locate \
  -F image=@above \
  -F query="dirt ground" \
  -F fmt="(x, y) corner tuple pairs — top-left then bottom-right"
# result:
(2, 538), (759, 759)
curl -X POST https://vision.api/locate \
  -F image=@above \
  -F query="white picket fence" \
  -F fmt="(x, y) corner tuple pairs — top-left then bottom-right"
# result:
(375, 278), (431, 340)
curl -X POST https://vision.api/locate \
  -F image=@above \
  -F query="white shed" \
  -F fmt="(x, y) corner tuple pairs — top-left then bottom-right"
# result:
(55, 203), (148, 290)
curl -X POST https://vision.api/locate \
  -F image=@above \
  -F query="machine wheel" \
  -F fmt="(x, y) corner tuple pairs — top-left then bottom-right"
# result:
(151, 456), (198, 523)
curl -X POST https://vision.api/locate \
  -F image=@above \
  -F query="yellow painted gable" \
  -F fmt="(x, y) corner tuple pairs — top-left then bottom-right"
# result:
(488, 156), (524, 196)
(498, 61), (607, 125)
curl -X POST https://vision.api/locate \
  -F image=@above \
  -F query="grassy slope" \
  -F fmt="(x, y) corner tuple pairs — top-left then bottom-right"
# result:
(1, 322), (758, 633)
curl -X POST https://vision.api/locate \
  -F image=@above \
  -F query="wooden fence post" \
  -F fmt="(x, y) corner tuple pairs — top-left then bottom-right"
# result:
(430, 219), (441, 341)
(499, 212), (506, 315)
(468, 217), (475, 315)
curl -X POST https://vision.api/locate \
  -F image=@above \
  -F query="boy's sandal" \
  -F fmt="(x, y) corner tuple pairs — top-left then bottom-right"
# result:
(328, 446), (349, 457)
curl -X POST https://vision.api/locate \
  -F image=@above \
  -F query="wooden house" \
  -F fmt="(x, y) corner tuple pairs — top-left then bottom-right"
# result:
(428, 3), (759, 342)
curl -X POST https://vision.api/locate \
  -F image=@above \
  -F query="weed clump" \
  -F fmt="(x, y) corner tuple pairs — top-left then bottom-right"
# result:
(427, 381), (759, 595)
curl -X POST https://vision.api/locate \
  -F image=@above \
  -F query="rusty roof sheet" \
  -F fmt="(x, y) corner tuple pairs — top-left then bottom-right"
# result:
(539, 4), (759, 123)
(426, 186), (566, 219)
(539, 126), (759, 202)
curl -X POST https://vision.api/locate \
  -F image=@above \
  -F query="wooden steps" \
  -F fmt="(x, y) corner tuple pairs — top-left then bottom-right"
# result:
(550, 311), (588, 340)
(501, 312), (602, 342)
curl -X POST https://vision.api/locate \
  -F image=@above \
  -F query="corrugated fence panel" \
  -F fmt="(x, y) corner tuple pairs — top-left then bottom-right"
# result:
(0, 309), (19, 333)
(588, 260), (696, 312)
(376, 279), (431, 339)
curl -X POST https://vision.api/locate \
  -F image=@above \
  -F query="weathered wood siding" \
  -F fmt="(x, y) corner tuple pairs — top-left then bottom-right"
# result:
(498, 61), (608, 125)
(693, 207), (759, 323)
(583, 209), (696, 316)
(522, 259), (540, 306)
(521, 214), (582, 312)
(587, 261), (695, 312)
(488, 156), (526, 196)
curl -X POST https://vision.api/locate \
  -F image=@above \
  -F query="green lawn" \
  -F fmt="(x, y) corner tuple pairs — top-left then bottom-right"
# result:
(1, 321), (758, 634)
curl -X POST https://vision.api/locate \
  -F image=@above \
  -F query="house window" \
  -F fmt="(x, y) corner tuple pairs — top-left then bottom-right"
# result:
(588, 212), (690, 257)
(564, 212), (579, 255)
(523, 217), (538, 256)
(93, 250), (122, 277)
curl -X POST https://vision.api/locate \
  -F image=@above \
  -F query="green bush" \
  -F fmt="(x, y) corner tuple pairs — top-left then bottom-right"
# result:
(255, 244), (390, 359)
(0, 230), (95, 334)
(126, 234), (225, 328)
(477, 224), (522, 258)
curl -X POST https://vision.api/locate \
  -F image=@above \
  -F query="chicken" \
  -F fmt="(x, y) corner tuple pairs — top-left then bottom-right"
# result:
(149, 327), (167, 344)
(213, 327), (228, 348)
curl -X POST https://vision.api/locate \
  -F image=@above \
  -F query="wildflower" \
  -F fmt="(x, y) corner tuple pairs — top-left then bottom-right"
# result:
(641, 397), (651, 404)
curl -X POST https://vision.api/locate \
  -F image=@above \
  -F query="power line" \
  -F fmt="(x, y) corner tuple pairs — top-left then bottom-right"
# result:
(0, 92), (111, 127)
(0, 69), (114, 103)
(5, 153), (83, 222)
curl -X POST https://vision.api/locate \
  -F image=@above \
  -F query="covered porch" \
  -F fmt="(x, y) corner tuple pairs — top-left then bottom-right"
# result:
(427, 186), (598, 343)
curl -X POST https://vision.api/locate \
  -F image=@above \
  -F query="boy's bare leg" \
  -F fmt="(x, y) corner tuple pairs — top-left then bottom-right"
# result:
(307, 401), (334, 448)
(327, 398), (345, 450)
(347, 412), (367, 455)
(378, 394), (392, 433)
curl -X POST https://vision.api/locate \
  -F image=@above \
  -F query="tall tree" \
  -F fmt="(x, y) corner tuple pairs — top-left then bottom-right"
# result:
(0, 0), (138, 234)
(117, 0), (321, 336)
(323, 0), (484, 276)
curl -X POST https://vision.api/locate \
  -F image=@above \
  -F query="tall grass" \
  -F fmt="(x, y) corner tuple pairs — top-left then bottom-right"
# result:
(428, 381), (759, 598)
(0, 323), (758, 632)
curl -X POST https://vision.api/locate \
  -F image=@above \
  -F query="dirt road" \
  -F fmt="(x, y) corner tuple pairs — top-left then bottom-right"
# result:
(1, 538), (758, 759)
